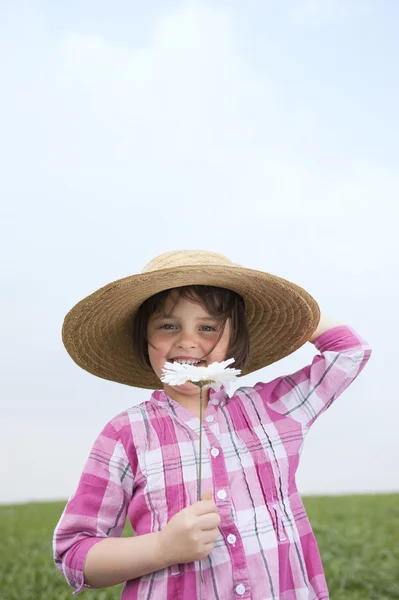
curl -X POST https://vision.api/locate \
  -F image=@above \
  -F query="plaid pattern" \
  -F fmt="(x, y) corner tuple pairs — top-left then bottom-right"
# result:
(53, 326), (371, 599)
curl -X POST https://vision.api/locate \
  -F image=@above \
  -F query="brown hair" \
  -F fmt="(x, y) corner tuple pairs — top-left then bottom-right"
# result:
(132, 285), (250, 372)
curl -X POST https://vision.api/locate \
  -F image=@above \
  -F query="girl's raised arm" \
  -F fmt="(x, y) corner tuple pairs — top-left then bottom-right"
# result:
(256, 320), (372, 429)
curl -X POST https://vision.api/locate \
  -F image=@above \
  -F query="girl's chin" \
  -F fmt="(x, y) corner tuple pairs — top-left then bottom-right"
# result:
(164, 381), (203, 395)
(171, 381), (199, 391)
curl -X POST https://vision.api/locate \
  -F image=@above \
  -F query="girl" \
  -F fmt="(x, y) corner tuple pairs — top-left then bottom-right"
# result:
(53, 250), (371, 599)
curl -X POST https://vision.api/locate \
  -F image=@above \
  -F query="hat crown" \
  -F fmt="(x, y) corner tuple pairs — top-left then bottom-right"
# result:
(142, 250), (233, 273)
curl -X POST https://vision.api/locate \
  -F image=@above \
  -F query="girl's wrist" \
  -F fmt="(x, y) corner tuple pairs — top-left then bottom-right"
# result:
(154, 530), (174, 570)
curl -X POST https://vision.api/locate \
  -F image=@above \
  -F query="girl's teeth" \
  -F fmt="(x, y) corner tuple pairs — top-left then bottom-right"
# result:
(173, 359), (203, 365)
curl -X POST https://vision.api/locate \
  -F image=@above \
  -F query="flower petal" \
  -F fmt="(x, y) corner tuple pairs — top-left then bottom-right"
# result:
(160, 358), (241, 387)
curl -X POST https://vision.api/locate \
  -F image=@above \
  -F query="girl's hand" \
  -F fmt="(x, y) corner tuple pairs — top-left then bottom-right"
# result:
(308, 313), (343, 343)
(158, 490), (221, 565)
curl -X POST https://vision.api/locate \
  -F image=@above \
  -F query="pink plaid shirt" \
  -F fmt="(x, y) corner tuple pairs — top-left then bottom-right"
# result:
(53, 326), (371, 599)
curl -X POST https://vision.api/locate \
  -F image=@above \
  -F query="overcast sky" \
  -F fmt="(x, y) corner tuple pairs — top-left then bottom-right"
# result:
(1, 0), (398, 504)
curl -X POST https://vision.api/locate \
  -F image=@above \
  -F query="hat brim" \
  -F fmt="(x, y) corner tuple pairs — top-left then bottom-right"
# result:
(62, 265), (320, 389)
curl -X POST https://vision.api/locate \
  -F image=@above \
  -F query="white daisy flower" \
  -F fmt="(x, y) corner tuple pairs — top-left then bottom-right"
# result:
(161, 358), (241, 390)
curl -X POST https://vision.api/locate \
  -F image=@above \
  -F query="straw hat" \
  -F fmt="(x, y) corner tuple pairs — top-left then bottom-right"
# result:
(62, 250), (320, 389)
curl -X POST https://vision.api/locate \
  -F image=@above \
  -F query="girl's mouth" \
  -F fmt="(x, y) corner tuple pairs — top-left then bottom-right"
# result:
(169, 358), (206, 366)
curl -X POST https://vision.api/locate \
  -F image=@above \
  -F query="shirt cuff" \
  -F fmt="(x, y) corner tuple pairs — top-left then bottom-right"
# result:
(65, 537), (105, 594)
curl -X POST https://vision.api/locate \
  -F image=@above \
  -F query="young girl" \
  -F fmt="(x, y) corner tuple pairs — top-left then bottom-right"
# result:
(53, 250), (371, 599)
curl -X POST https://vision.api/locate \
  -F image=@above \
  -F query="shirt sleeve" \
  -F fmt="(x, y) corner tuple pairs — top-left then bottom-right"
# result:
(53, 419), (135, 594)
(256, 325), (372, 429)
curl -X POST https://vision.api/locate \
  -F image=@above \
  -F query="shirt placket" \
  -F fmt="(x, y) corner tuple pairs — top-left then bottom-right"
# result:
(204, 397), (251, 599)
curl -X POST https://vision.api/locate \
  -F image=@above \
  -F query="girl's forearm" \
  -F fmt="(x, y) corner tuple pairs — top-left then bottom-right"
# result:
(84, 532), (170, 589)
(308, 313), (343, 344)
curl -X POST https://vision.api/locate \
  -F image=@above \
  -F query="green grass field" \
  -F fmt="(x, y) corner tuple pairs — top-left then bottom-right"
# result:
(0, 494), (398, 600)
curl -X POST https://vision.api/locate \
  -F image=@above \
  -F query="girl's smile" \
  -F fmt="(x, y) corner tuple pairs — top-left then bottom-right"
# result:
(167, 356), (206, 366)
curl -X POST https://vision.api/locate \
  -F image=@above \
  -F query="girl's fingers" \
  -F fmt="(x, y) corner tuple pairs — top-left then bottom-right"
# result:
(193, 500), (218, 516)
(198, 513), (221, 530)
(203, 529), (220, 544)
(203, 541), (216, 555)
(200, 489), (213, 502)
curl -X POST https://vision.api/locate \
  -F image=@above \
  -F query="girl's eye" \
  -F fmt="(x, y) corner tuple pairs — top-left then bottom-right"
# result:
(158, 324), (218, 332)
(200, 325), (217, 332)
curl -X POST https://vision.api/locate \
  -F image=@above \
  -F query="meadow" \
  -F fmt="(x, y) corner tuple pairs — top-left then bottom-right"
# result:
(0, 494), (398, 600)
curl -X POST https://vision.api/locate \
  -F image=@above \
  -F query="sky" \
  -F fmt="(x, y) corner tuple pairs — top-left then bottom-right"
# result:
(1, 0), (398, 504)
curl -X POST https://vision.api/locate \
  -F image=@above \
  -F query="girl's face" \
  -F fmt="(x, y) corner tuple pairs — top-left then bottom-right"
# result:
(147, 292), (231, 401)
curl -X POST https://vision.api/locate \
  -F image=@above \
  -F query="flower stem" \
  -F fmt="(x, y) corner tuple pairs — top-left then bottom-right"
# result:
(198, 384), (204, 594)
(198, 384), (203, 502)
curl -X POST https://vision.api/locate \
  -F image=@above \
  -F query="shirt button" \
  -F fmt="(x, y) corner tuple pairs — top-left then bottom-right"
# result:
(235, 584), (246, 596)
(211, 447), (220, 458)
(217, 489), (227, 500)
(205, 415), (214, 423)
(211, 398), (219, 405)
(227, 533), (236, 545)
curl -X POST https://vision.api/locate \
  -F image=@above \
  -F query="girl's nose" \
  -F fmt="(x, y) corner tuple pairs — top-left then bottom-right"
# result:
(176, 331), (197, 349)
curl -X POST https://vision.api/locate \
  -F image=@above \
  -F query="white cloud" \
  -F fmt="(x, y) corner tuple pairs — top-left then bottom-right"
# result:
(54, 3), (276, 159)
(16, 0), (393, 273)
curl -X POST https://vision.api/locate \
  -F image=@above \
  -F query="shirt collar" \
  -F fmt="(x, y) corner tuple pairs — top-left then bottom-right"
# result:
(151, 386), (230, 408)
